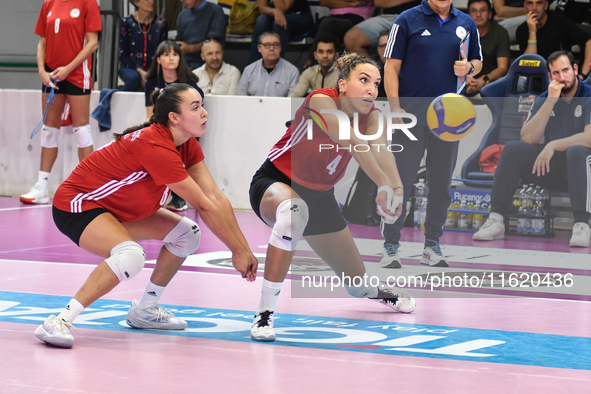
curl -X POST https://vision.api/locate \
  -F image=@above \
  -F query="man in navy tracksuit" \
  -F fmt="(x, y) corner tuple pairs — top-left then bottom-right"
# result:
(382, 0), (483, 268)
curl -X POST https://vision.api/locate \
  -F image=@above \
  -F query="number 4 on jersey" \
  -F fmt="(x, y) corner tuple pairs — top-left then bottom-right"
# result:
(326, 155), (343, 175)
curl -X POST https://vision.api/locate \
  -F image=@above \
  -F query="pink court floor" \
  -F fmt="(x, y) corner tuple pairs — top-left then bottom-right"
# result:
(0, 196), (590, 394)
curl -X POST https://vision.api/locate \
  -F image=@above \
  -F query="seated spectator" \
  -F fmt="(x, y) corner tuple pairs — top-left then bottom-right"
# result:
(473, 51), (591, 248)
(556, 0), (591, 35)
(344, 0), (421, 58)
(248, 0), (314, 64)
(290, 34), (339, 97)
(193, 38), (241, 95)
(465, 0), (510, 95)
(493, 0), (527, 44)
(144, 40), (202, 212)
(237, 32), (300, 97)
(176, 0), (227, 69)
(119, 0), (168, 92)
(517, 0), (591, 78)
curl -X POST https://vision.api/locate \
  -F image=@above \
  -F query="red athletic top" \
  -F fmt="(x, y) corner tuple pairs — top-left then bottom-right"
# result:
(269, 88), (378, 191)
(53, 123), (204, 222)
(35, 0), (102, 90)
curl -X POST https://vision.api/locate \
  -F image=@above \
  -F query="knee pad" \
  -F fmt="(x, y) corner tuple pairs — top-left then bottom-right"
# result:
(74, 124), (93, 148)
(41, 125), (60, 148)
(345, 284), (375, 298)
(163, 217), (201, 258)
(105, 241), (146, 282)
(269, 198), (309, 251)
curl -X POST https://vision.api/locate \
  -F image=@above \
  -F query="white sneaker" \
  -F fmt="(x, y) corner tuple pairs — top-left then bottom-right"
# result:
(570, 222), (591, 247)
(380, 243), (401, 268)
(371, 287), (416, 313)
(250, 310), (275, 341)
(126, 300), (187, 330)
(20, 183), (49, 204)
(473, 217), (505, 241)
(421, 243), (449, 267)
(34, 315), (75, 348)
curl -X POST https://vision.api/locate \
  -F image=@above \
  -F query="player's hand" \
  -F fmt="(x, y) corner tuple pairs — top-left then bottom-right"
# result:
(526, 11), (538, 32)
(547, 79), (564, 99)
(274, 9), (287, 29)
(454, 51), (470, 77)
(232, 249), (258, 282)
(376, 186), (403, 223)
(532, 142), (555, 177)
(40, 70), (58, 89)
(50, 66), (72, 84)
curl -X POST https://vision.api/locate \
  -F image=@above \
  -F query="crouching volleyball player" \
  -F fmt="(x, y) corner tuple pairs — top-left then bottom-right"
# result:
(34, 83), (258, 348)
(248, 53), (416, 342)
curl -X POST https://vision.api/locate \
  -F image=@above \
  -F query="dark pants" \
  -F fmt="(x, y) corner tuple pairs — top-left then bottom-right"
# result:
(383, 126), (459, 245)
(491, 140), (591, 223)
(119, 66), (142, 92)
(248, 13), (314, 64)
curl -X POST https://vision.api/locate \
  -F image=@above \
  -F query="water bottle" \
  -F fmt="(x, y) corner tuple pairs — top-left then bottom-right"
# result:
(466, 200), (475, 229)
(457, 199), (469, 230)
(531, 186), (546, 235)
(517, 185), (531, 234)
(445, 202), (456, 229)
(472, 202), (483, 230)
(413, 179), (428, 230)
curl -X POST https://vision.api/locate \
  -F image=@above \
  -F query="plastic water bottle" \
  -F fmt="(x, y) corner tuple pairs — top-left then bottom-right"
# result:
(517, 185), (531, 234)
(531, 186), (546, 235)
(413, 179), (428, 230)
(457, 199), (469, 230)
(472, 202), (484, 230)
(445, 203), (457, 229)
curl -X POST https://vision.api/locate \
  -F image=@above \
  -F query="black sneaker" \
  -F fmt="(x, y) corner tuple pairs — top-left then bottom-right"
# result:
(166, 193), (188, 212)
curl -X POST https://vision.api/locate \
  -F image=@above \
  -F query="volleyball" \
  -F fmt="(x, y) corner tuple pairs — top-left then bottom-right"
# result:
(427, 93), (476, 142)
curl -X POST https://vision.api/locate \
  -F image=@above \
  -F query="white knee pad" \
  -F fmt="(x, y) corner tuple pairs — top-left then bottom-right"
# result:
(105, 241), (146, 282)
(41, 125), (60, 148)
(74, 124), (93, 148)
(163, 217), (201, 258)
(269, 198), (309, 252)
(345, 284), (375, 298)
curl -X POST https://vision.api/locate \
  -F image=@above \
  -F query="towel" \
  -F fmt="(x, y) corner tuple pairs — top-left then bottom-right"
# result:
(91, 89), (118, 131)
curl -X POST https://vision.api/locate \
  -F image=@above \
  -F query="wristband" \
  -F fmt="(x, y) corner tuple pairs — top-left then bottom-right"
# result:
(527, 40), (537, 45)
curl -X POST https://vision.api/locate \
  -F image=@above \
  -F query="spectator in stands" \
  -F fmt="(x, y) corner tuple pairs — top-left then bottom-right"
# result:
(344, 0), (421, 58)
(473, 51), (591, 248)
(144, 41), (201, 212)
(248, 0), (314, 64)
(176, 0), (227, 69)
(21, 0), (101, 205)
(238, 32), (300, 96)
(119, 0), (168, 92)
(492, 0), (527, 44)
(465, 0), (510, 95)
(517, 0), (591, 78)
(376, 29), (389, 98)
(290, 34), (339, 97)
(193, 38), (241, 95)
(556, 0), (591, 34)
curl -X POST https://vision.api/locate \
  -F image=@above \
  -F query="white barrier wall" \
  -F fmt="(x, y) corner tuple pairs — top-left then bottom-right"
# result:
(0, 90), (491, 210)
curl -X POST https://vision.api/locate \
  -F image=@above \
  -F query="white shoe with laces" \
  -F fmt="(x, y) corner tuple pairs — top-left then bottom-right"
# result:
(380, 243), (402, 268)
(20, 183), (50, 204)
(473, 217), (505, 241)
(421, 243), (449, 267)
(126, 300), (187, 330)
(250, 310), (275, 341)
(371, 287), (416, 313)
(569, 222), (591, 247)
(34, 315), (76, 348)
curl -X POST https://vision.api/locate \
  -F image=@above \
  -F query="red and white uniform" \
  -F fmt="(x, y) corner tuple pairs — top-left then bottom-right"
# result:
(269, 88), (378, 191)
(53, 123), (204, 222)
(35, 0), (102, 90)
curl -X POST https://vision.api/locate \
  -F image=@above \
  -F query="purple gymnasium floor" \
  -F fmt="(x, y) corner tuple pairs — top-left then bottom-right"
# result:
(0, 196), (590, 393)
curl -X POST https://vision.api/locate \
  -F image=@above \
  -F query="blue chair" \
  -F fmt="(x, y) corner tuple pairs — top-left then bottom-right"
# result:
(461, 54), (549, 188)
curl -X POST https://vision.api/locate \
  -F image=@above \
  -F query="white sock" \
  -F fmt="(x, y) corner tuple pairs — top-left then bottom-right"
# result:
(137, 281), (166, 309)
(57, 298), (85, 323)
(38, 171), (50, 189)
(257, 279), (283, 312)
(489, 212), (504, 222)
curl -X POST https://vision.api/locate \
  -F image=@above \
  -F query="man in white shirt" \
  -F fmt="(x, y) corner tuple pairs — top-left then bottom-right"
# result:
(236, 31), (300, 97)
(193, 38), (241, 95)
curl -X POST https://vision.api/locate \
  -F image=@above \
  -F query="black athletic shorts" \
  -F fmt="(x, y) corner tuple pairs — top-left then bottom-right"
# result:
(53, 206), (108, 246)
(249, 159), (347, 236)
(42, 65), (91, 96)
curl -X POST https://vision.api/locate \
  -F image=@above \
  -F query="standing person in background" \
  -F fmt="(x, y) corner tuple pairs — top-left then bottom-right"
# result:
(119, 0), (168, 92)
(176, 0), (227, 69)
(193, 38), (241, 95)
(21, 0), (101, 205)
(145, 41), (201, 211)
(381, 0), (482, 268)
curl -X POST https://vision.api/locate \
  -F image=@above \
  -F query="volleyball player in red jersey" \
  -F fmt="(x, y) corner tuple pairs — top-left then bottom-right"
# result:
(21, 0), (101, 205)
(249, 53), (416, 342)
(34, 84), (258, 348)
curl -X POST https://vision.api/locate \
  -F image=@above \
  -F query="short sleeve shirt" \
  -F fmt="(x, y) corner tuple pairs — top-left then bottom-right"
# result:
(476, 21), (510, 77)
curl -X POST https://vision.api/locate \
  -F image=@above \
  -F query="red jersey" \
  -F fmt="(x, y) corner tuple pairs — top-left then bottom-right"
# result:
(269, 88), (378, 191)
(53, 123), (204, 222)
(35, 0), (102, 90)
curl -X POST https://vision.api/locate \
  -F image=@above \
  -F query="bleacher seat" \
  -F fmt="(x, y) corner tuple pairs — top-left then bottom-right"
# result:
(461, 54), (549, 187)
